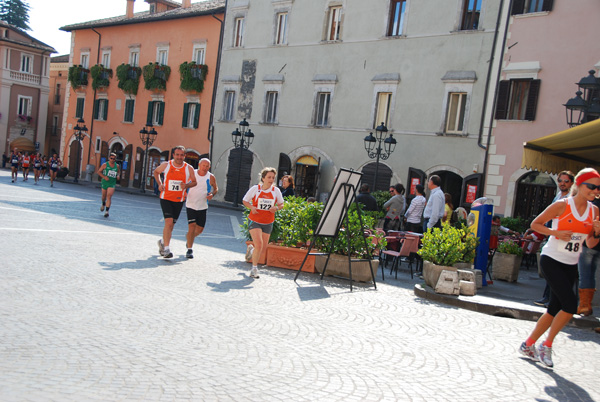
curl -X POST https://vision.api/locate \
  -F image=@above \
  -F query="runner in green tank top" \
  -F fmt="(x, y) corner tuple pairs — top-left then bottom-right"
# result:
(97, 153), (120, 218)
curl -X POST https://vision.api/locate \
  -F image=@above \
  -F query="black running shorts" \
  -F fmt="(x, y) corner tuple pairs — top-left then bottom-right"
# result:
(160, 199), (184, 223)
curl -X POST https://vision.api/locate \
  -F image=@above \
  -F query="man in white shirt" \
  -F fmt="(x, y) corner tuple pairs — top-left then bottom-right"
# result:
(422, 175), (445, 230)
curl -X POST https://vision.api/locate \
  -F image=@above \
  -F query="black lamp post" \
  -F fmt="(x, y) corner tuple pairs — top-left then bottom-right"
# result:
(563, 69), (600, 127)
(364, 122), (396, 191)
(139, 124), (158, 193)
(231, 118), (254, 207)
(73, 118), (88, 183)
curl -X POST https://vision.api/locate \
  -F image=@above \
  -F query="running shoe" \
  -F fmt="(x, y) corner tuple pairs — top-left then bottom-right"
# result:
(100, 205), (105, 211)
(163, 250), (174, 259)
(250, 267), (260, 278)
(186, 249), (194, 259)
(538, 343), (553, 368)
(157, 239), (165, 256)
(104, 212), (109, 218)
(245, 245), (254, 262)
(519, 342), (539, 361)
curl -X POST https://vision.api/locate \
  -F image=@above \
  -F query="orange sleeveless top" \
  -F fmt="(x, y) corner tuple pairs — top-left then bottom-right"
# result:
(159, 161), (191, 202)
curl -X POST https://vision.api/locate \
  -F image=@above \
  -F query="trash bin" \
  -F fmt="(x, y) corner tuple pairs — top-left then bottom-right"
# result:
(85, 164), (95, 181)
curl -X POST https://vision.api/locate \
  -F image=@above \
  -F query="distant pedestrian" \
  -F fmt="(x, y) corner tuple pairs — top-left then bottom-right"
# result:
(422, 175), (445, 231)
(405, 184), (426, 233)
(21, 152), (31, 181)
(243, 167), (284, 278)
(33, 153), (42, 184)
(154, 146), (197, 259)
(383, 183), (405, 232)
(97, 153), (120, 218)
(442, 193), (454, 224)
(10, 149), (20, 183)
(519, 168), (600, 368)
(41, 155), (48, 180)
(185, 158), (218, 259)
(48, 153), (62, 187)
(355, 183), (378, 212)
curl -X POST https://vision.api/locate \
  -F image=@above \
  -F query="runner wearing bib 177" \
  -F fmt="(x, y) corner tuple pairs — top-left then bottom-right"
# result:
(153, 145), (197, 259)
(97, 153), (120, 218)
(242, 167), (284, 278)
(519, 168), (600, 368)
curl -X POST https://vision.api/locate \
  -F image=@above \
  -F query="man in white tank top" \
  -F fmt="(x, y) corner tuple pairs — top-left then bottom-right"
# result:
(184, 158), (218, 259)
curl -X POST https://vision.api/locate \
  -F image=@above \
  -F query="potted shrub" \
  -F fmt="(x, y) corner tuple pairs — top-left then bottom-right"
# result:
(142, 62), (171, 91)
(418, 223), (473, 288)
(67, 65), (89, 89)
(90, 64), (113, 90)
(179, 61), (209, 93)
(116, 63), (142, 95)
(492, 239), (524, 282)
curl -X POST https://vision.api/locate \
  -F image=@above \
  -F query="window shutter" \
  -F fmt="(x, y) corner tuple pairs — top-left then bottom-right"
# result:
(158, 102), (165, 125)
(542, 0), (554, 12)
(511, 0), (525, 15)
(146, 101), (153, 125)
(494, 80), (510, 120)
(93, 99), (99, 119)
(194, 103), (201, 129)
(102, 100), (108, 120)
(76, 98), (84, 118)
(182, 103), (189, 127)
(525, 79), (541, 121)
(125, 99), (134, 122)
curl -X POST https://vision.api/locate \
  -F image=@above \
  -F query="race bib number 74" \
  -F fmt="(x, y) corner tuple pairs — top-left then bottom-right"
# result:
(168, 180), (183, 192)
(257, 198), (275, 210)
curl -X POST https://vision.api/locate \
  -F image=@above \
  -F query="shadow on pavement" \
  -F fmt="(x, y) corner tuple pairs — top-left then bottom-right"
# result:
(99, 256), (184, 270)
(539, 364), (594, 401)
(206, 273), (255, 292)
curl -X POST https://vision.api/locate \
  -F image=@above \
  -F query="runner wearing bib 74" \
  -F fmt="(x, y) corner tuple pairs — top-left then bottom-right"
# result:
(519, 168), (600, 368)
(153, 146), (197, 259)
(242, 167), (284, 278)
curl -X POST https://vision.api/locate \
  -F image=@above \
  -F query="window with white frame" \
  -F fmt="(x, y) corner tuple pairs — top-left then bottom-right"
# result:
(20, 53), (33, 73)
(94, 99), (109, 121)
(445, 93), (467, 134)
(95, 137), (102, 153)
(375, 92), (392, 128)
(314, 92), (331, 126)
(275, 12), (288, 45)
(264, 91), (278, 123)
(80, 53), (89, 69)
(17, 96), (32, 117)
(157, 47), (169, 65)
(387, 0), (407, 36)
(327, 6), (342, 41)
(149, 101), (165, 126)
(192, 44), (206, 64)
(129, 48), (140, 67)
(101, 50), (111, 68)
(234, 17), (245, 47)
(183, 103), (200, 129)
(224, 91), (236, 121)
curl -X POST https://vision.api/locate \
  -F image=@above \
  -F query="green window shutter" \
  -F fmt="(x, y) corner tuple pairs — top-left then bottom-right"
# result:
(158, 101), (165, 125)
(93, 99), (99, 119)
(182, 103), (189, 127)
(146, 101), (154, 125)
(76, 98), (84, 118)
(102, 100), (108, 120)
(194, 103), (201, 129)
(124, 100), (132, 122)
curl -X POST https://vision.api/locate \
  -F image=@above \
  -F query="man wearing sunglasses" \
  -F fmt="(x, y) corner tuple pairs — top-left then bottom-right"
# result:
(534, 170), (574, 307)
(97, 153), (120, 218)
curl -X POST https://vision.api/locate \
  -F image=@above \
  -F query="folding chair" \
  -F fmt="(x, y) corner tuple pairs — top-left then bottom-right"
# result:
(389, 237), (419, 279)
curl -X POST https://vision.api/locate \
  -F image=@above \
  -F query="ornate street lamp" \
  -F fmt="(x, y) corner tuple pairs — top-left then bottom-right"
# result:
(139, 124), (158, 193)
(564, 69), (600, 127)
(73, 118), (88, 183)
(363, 122), (396, 190)
(231, 118), (254, 207)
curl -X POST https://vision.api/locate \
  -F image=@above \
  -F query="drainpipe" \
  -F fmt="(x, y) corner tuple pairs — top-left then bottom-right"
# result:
(208, 0), (227, 162)
(88, 28), (102, 167)
(479, 0), (512, 191)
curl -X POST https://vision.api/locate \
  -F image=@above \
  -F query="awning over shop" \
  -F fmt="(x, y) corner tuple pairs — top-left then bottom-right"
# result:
(522, 118), (600, 174)
(10, 137), (36, 152)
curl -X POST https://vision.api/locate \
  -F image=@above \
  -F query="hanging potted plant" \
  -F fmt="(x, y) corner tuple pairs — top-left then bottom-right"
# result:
(179, 61), (209, 93)
(67, 65), (89, 90)
(492, 239), (524, 282)
(90, 64), (113, 90)
(142, 62), (171, 92)
(116, 63), (142, 95)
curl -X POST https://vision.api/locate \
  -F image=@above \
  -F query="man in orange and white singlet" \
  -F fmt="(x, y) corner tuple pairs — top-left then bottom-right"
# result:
(21, 152), (31, 181)
(153, 145), (197, 259)
(242, 167), (284, 278)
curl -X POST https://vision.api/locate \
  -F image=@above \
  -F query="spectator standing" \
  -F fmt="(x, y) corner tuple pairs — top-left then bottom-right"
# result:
(355, 183), (378, 212)
(405, 184), (426, 233)
(442, 193), (454, 224)
(423, 175), (445, 231)
(280, 175), (295, 198)
(383, 183), (405, 232)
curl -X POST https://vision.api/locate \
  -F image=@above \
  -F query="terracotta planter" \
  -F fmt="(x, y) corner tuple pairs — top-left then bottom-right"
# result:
(266, 244), (316, 273)
(245, 241), (267, 265)
(492, 252), (522, 282)
(423, 261), (458, 288)
(315, 254), (379, 283)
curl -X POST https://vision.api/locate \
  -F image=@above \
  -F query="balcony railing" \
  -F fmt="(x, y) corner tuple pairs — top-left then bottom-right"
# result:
(10, 71), (41, 85)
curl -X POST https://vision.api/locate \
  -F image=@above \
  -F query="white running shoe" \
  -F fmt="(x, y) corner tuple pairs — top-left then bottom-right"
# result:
(538, 343), (553, 368)
(245, 245), (254, 262)
(250, 267), (260, 278)
(518, 342), (539, 361)
(157, 239), (165, 256)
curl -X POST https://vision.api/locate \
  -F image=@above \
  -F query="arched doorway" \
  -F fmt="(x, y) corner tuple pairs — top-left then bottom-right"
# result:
(514, 172), (555, 220)
(68, 140), (81, 177)
(109, 143), (124, 185)
(295, 155), (320, 198)
(430, 170), (463, 211)
(185, 151), (200, 169)
(361, 162), (393, 192)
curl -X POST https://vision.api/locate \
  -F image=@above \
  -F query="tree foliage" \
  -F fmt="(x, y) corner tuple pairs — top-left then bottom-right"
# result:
(0, 0), (31, 31)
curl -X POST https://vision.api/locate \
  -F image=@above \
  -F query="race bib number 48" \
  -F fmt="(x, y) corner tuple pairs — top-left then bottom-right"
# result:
(168, 180), (183, 192)
(257, 198), (275, 210)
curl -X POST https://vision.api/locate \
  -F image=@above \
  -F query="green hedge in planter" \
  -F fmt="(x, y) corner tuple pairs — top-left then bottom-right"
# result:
(497, 239), (524, 256)
(90, 64), (113, 90)
(142, 62), (171, 91)
(116, 64), (142, 95)
(179, 61), (208, 92)
(418, 223), (477, 266)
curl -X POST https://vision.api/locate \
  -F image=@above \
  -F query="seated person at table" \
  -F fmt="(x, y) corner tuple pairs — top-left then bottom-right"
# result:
(522, 228), (545, 253)
(492, 215), (519, 236)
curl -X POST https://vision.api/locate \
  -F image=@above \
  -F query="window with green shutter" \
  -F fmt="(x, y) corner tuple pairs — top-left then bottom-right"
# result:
(124, 99), (135, 123)
(147, 101), (165, 126)
(75, 98), (85, 118)
(182, 103), (201, 129)
(93, 99), (108, 121)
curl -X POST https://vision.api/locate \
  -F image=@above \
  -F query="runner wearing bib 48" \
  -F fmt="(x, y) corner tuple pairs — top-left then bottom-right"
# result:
(519, 168), (600, 368)
(153, 146), (197, 259)
(97, 153), (120, 218)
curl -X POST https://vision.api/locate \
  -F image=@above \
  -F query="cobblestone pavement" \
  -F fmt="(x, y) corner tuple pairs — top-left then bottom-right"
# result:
(1, 170), (599, 401)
